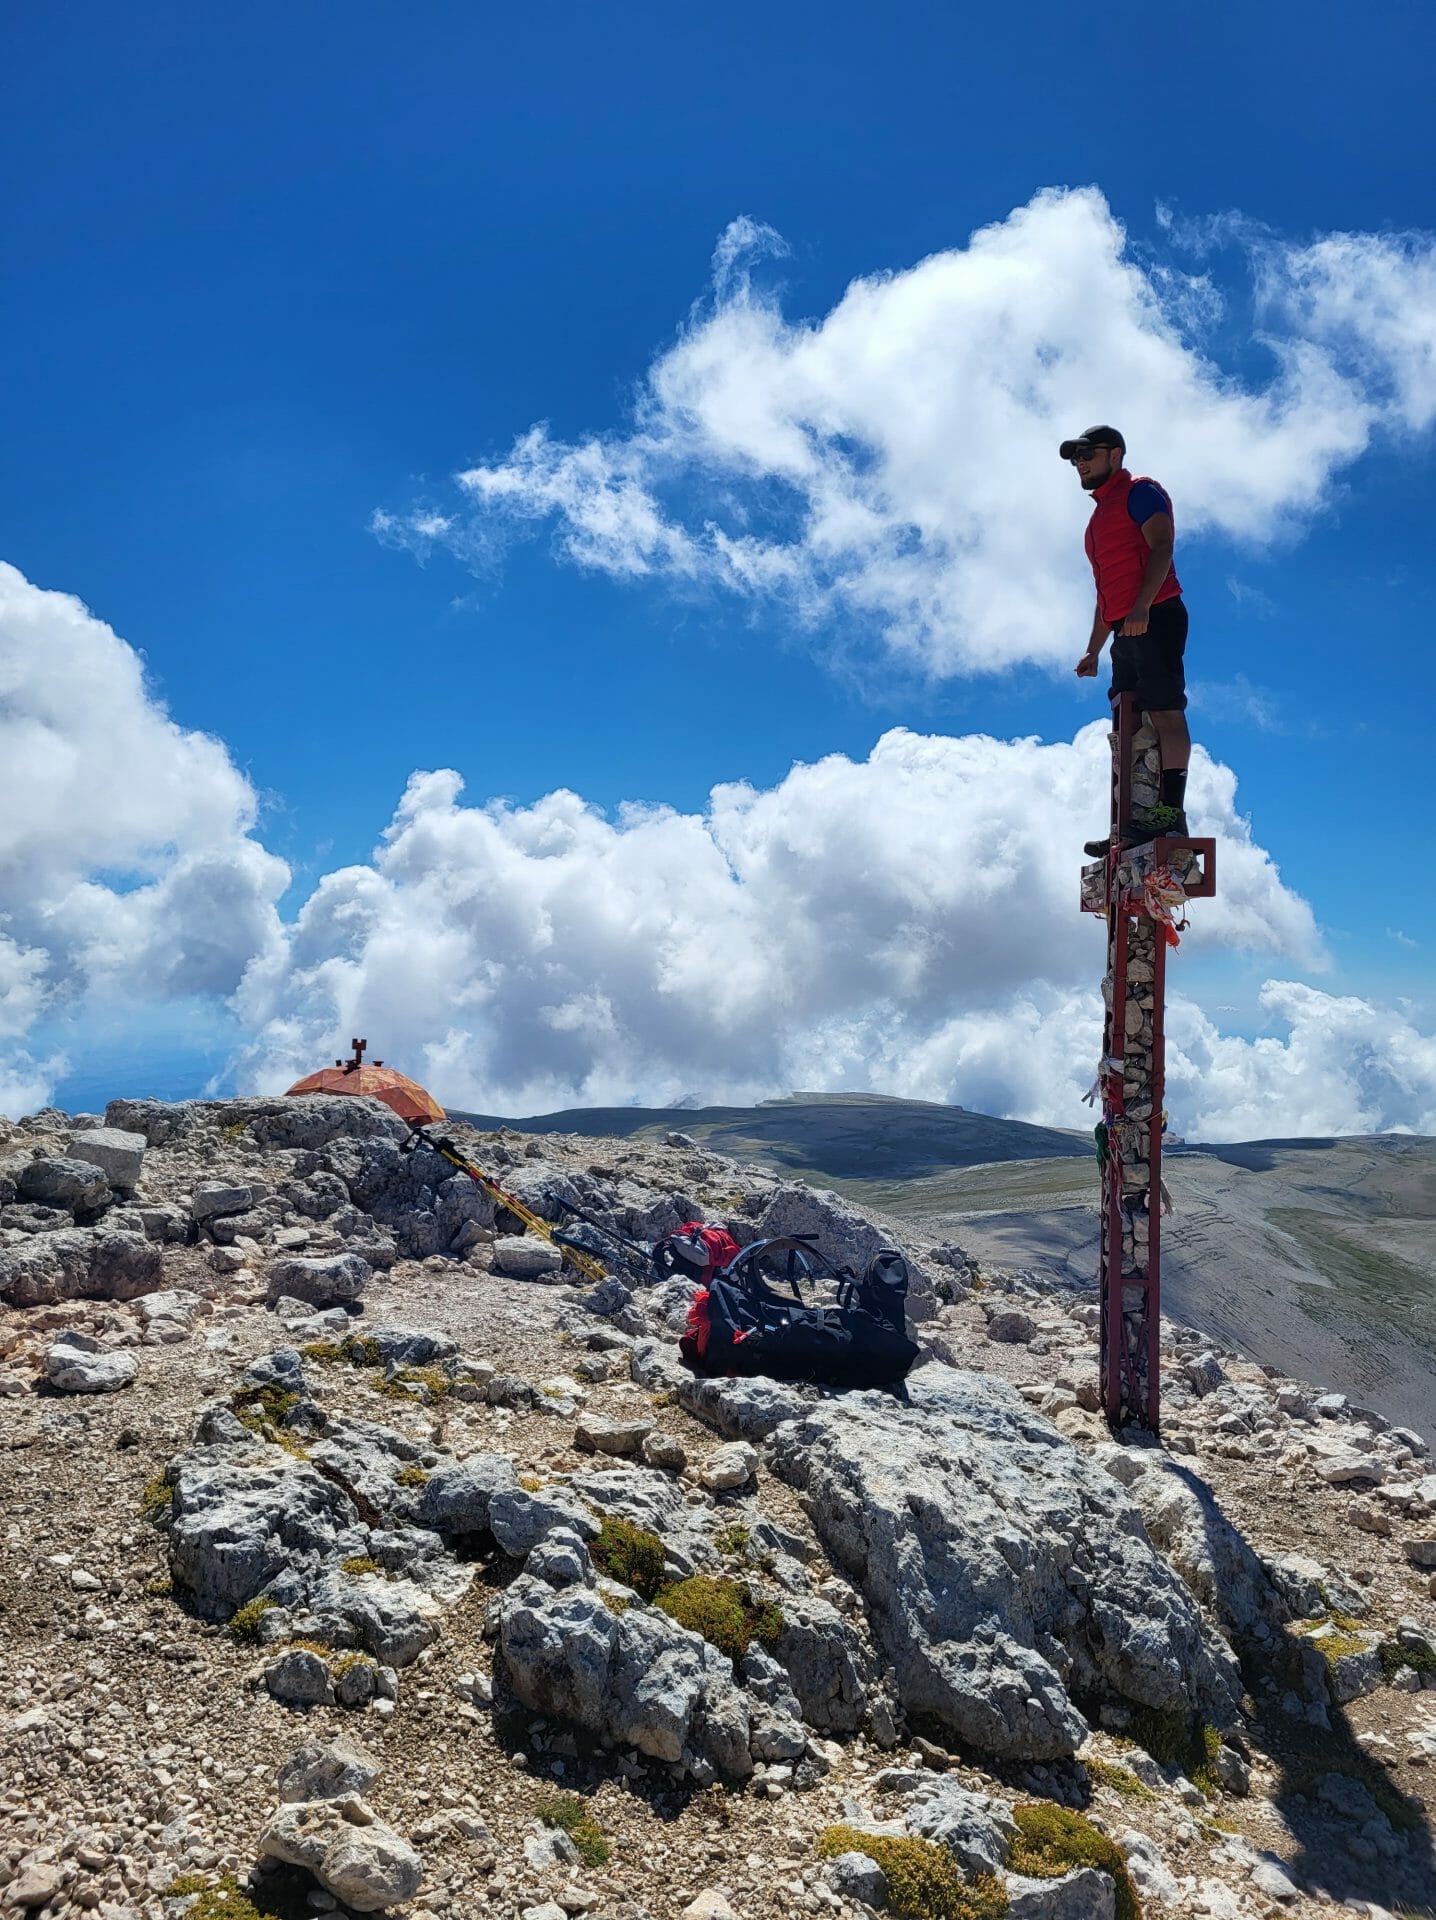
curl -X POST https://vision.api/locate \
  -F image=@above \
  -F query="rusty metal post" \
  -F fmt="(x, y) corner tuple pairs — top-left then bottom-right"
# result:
(1080, 695), (1216, 1433)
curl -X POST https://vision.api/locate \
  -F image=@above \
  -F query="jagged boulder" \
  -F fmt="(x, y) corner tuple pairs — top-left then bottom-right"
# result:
(361, 1325), (459, 1368)
(277, 1737), (381, 1803)
(492, 1235), (564, 1279)
(17, 1156), (109, 1212)
(770, 1589), (877, 1733)
(0, 1228), (162, 1306)
(495, 1572), (754, 1782)
(167, 1453), (363, 1619)
(302, 1571), (449, 1667)
(260, 1799), (423, 1913)
(762, 1365), (1241, 1761)
(871, 1771), (1015, 1874)
(227, 1095), (410, 1154)
(417, 1454), (520, 1538)
(266, 1253), (371, 1308)
(44, 1333), (139, 1394)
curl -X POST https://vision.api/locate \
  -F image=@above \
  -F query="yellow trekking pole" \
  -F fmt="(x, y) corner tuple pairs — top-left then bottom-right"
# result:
(405, 1125), (608, 1286)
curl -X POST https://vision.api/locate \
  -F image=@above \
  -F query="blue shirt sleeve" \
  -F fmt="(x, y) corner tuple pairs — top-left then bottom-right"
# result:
(1127, 479), (1171, 526)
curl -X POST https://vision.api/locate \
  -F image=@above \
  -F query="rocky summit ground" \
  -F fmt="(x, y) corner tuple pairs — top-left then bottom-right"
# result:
(3, 1096), (1436, 1920)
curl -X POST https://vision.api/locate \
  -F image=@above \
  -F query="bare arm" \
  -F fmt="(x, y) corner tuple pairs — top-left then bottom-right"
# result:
(1075, 599), (1106, 677)
(1119, 513), (1174, 636)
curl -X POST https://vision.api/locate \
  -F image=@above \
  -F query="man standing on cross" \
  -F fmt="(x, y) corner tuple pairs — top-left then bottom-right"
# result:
(1065, 425), (1190, 855)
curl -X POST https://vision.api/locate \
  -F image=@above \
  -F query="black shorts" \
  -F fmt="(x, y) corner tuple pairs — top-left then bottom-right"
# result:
(1108, 597), (1188, 712)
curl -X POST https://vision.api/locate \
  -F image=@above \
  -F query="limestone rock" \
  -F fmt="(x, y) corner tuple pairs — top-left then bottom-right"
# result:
(681, 1896), (741, 1920)
(278, 1736), (382, 1801)
(887, 1772), (1016, 1872)
(496, 1572), (753, 1782)
(265, 1252), (371, 1307)
(360, 1324), (458, 1367)
(678, 1372), (813, 1439)
(575, 1414), (654, 1457)
(68, 1125), (147, 1189)
(0, 1226), (161, 1306)
(17, 1155), (109, 1211)
(4, 1863), (64, 1909)
(822, 1851), (888, 1905)
(1307, 1623), (1382, 1704)
(136, 1288), (206, 1341)
(642, 1430), (688, 1471)
(765, 1365), (1240, 1762)
(167, 1452), (357, 1619)
(264, 1648), (336, 1707)
(260, 1798), (424, 1912)
(191, 1181), (254, 1222)
(1249, 1860), (1299, 1901)
(304, 1570), (444, 1667)
(1006, 1867), (1116, 1920)
(700, 1443), (758, 1491)
(492, 1235), (565, 1278)
(770, 1589), (876, 1733)
(488, 1487), (599, 1556)
(986, 1308), (1037, 1344)
(756, 1183), (937, 1319)
(1099, 1449), (1281, 1632)
(417, 1454), (520, 1538)
(44, 1333), (138, 1393)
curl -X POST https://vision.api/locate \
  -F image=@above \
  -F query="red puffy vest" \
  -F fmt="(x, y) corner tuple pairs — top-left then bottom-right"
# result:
(1084, 469), (1182, 626)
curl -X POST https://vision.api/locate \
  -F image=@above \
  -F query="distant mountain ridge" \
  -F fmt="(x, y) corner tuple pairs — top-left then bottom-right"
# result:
(450, 1091), (1436, 1435)
(448, 1089), (1092, 1182)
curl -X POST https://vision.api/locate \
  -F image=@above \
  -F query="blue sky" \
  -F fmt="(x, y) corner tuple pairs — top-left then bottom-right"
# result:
(3, 1), (1435, 1133)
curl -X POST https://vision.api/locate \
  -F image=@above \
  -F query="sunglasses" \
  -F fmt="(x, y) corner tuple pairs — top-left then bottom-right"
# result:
(1071, 446), (1113, 463)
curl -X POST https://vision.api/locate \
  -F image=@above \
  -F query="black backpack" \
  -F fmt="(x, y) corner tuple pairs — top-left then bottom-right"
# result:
(679, 1235), (919, 1390)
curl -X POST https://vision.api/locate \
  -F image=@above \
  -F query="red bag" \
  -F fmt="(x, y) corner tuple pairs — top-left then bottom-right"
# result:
(652, 1220), (740, 1286)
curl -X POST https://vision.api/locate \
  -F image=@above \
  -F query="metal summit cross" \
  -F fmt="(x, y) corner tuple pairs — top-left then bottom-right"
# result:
(1079, 694), (1217, 1433)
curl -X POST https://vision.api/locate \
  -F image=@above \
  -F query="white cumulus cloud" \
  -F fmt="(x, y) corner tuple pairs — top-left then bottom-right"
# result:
(377, 188), (1436, 679)
(3, 559), (1433, 1143)
(0, 562), (289, 1105)
(231, 724), (1325, 1133)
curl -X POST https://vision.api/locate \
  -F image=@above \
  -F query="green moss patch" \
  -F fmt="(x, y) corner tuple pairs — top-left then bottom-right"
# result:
(304, 1334), (384, 1369)
(816, 1827), (1008, 1920)
(1379, 1638), (1436, 1683)
(536, 1792), (611, 1868)
(1122, 1706), (1221, 1794)
(591, 1516), (667, 1601)
(1010, 1805), (1141, 1920)
(329, 1651), (376, 1680)
(396, 1463), (430, 1489)
(230, 1385), (310, 1456)
(232, 1384), (302, 1423)
(656, 1576), (782, 1661)
(164, 1873), (277, 1920)
(1085, 1757), (1155, 1801)
(139, 1472), (174, 1518)
(228, 1596), (277, 1643)
(714, 1523), (751, 1557)
(339, 1556), (381, 1577)
(380, 1364), (452, 1402)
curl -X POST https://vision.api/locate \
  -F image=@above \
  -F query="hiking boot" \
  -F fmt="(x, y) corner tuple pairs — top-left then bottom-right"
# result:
(1123, 805), (1189, 845)
(1083, 806), (1189, 859)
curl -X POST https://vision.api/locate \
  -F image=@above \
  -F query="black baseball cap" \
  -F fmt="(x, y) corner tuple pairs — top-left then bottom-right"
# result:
(1059, 424), (1125, 460)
